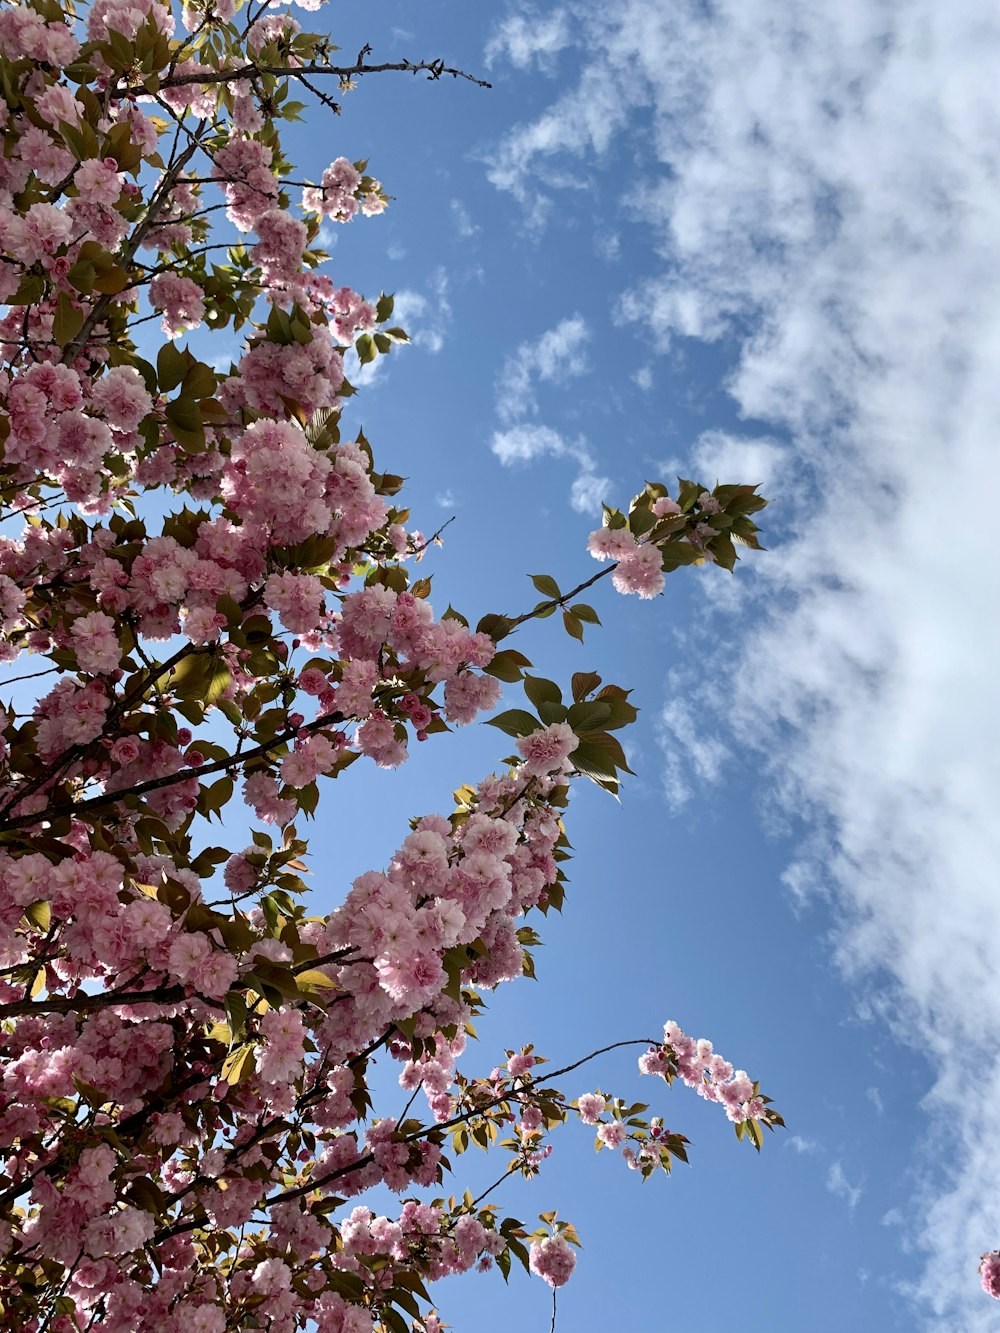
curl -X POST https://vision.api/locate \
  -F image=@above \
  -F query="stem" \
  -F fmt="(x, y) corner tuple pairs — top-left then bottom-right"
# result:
(0, 706), (346, 834)
(506, 562), (616, 632)
(0, 984), (186, 1020)
(154, 58), (491, 91)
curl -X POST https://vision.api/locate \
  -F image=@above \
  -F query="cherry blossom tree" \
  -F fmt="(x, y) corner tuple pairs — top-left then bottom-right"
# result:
(0, 1), (787, 1328)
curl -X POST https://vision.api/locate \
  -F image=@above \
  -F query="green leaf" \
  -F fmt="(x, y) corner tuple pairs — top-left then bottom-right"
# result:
(710, 531), (738, 571)
(530, 573), (561, 600)
(183, 361), (217, 399)
(571, 603), (600, 625)
(171, 652), (232, 705)
(523, 676), (562, 709)
(537, 700), (568, 724)
(92, 263), (129, 296)
(198, 775), (233, 819)
(485, 709), (539, 738)
(571, 671), (602, 702)
(485, 648), (531, 682)
(164, 396), (205, 452)
(52, 292), (85, 348)
(477, 613), (512, 641)
(24, 900), (51, 933)
(629, 507), (656, 537)
(580, 729), (634, 775)
(570, 741), (618, 782)
(566, 701), (612, 731)
(296, 968), (339, 991)
(356, 333), (376, 364)
(658, 540), (702, 572)
(562, 609), (584, 641)
(220, 1043), (255, 1086)
(66, 258), (97, 294)
(157, 342), (188, 392)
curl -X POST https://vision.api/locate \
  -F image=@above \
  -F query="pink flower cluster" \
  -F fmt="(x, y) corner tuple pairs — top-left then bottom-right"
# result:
(640, 1020), (765, 1125)
(516, 721), (578, 777)
(221, 326), (345, 418)
(1, 361), (150, 508)
(981, 1250), (1000, 1300)
(588, 527), (665, 599)
(302, 157), (385, 223)
(528, 1234), (577, 1288)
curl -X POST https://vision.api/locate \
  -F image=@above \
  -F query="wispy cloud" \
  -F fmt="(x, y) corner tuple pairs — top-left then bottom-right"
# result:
(450, 199), (479, 239)
(485, 6), (572, 72)
(828, 1161), (865, 1212)
(496, 314), (590, 423)
(489, 423), (610, 515)
(787, 1134), (820, 1155)
(347, 270), (451, 389)
(490, 316), (610, 513)
(486, 0), (1000, 1323)
(392, 269), (451, 356)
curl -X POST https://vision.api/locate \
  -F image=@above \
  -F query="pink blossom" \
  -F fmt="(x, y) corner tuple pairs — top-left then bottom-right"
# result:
(259, 1008), (305, 1085)
(149, 271), (206, 335)
(981, 1250), (1000, 1299)
(576, 1092), (606, 1125)
(71, 610), (120, 675)
(529, 1235), (576, 1288)
(597, 1121), (627, 1149)
(75, 157), (123, 206)
(516, 721), (578, 777)
(611, 542), (665, 599)
(264, 570), (325, 635)
(587, 527), (637, 561)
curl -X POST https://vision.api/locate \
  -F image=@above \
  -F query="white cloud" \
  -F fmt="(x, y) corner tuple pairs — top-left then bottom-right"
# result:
(345, 271), (450, 389)
(633, 365), (653, 392)
(489, 426), (608, 514)
(867, 1087), (885, 1116)
(828, 1160), (864, 1211)
(568, 470), (612, 515)
(209, 348), (239, 375)
(491, 317), (608, 512)
(496, 314), (590, 422)
(595, 230), (621, 263)
(392, 269), (451, 355)
(450, 199), (479, 238)
(658, 692), (729, 811)
(487, 0), (1000, 1324)
(485, 7), (573, 72)
(787, 1134), (819, 1155)
(688, 430), (787, 494)
(490, 423), (581, 466)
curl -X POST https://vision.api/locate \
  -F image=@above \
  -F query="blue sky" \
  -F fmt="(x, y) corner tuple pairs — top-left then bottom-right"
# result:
(238, 0), (1000, 1327)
